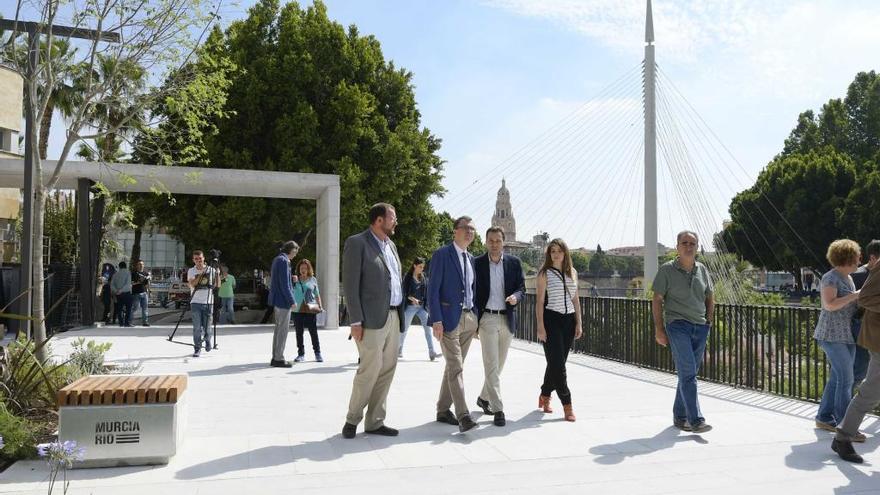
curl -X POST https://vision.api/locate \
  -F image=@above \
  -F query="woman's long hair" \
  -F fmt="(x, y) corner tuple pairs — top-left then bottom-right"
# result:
(406, 257), (426, 281)
(539, 238), (574, 278)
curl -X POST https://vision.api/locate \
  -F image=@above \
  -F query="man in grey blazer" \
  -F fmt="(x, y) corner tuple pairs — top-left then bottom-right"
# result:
(342, 203), (405, 439)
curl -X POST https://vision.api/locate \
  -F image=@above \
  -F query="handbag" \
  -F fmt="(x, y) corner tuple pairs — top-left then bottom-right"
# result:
(298, 283), (321, 314)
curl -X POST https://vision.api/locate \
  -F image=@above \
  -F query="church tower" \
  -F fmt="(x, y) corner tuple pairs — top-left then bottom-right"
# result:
(492, 179), (517, 242)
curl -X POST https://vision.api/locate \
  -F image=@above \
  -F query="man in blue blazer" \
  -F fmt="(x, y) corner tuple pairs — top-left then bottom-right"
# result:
(428, 215), (479, 432)
(474, 226), (525, 426)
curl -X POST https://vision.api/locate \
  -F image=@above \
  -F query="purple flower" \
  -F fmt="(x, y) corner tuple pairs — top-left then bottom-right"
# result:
(36, 440), (86, 467)
(0, 435), (5, 451)
(36, 443), (50, 457)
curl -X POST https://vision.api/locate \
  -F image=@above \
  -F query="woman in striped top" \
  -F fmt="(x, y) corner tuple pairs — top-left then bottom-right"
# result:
(535, 238), (583, 421)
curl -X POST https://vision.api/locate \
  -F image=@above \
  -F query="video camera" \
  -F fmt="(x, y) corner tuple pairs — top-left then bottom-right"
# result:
(208, 248), (222, 263)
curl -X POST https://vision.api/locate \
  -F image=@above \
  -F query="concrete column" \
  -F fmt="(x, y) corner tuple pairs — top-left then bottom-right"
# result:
(316, 184), (340, 329)
(77, 179), (94, 325)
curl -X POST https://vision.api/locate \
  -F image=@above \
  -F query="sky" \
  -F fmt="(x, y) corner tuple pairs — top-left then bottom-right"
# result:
(37, 0), (880, 250)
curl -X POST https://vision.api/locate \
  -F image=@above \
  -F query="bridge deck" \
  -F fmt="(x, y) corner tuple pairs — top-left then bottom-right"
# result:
(1, 324), (878, 494)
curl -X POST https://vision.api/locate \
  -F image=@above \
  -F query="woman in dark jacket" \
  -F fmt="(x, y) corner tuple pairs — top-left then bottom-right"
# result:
(399, 257), (440, 361)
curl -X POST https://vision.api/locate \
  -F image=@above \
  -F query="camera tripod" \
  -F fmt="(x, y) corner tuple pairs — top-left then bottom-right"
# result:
(167, 257), (221, 350)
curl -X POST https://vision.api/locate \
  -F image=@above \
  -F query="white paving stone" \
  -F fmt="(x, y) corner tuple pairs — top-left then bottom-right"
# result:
(1, 324), (880, 494)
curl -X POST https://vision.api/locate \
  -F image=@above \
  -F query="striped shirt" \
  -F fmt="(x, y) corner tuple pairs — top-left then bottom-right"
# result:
(545, 268), (577, 314)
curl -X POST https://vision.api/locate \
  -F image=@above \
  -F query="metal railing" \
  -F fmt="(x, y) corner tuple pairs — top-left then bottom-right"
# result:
(516, 294), (834, 403)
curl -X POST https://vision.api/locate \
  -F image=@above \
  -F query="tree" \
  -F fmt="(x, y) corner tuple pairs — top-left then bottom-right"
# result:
(2, 0), (217, 359)
(570, 251), (590, 273)
(146, 0), (446, 271)
(721, 150), (856, 277)
(725, 71), (880, 280)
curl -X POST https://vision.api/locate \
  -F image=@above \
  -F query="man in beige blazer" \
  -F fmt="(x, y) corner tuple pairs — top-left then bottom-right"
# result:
(342, 203), (405, 439)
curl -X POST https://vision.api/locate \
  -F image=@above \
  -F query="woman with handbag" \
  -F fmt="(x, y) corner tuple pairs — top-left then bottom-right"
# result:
(535, 238), (583, 422)
(292, 259), (324, 362)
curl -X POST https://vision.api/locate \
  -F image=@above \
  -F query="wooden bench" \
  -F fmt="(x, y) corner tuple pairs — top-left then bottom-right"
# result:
(57, 374), (188, 468)
(58, 375), (188, 408)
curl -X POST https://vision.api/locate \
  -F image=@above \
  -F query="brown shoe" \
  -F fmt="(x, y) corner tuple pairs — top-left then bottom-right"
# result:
(815, 420), (837, 433)
(563, 404), (576, 422)
(539, 395), (553, 413)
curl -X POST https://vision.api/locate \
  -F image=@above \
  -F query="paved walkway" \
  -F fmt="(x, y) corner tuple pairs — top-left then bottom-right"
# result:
(2, 324), (879, 494)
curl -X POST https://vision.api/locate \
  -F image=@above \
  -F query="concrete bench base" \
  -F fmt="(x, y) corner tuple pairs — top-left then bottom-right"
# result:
(59, 396), (187, 468)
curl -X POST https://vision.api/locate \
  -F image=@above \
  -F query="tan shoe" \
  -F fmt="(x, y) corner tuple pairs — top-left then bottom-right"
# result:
(852, 431), (866, 443)
(563, 404), (576, 422)
(815, 420), (837, 432)
(539, 395), (553, 413)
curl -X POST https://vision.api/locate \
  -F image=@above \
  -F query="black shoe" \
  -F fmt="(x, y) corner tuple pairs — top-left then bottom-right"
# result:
(493, 411), (506, 427)
(832, 438), (864, 463)
(436, 410), (459, 426)
(342, 423), (357, 439)
(673, 419), (692, 431)
(365, 425), (399, 436)
(476, 397), (493, 415)
(143, 323), (151, 327)
(205, 342), (212, 352)
(270, 359), (292, 368)
(192, 348), (201, 357)
(459, 414), (477, 433)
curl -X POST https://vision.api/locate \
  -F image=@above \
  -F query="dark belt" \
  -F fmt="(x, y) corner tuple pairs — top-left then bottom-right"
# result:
(485, 309), (506, 315)
(461, 307), (472, 313)
(389, 305), (400, 311)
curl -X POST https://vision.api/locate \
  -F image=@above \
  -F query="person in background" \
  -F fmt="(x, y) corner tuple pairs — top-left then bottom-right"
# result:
(399, 257), (439, 361)
(110, 261), (133, 328)
(292, 258), (324, 363)
(219, 265), (236, 324)
(100, 262), (116, 323)
(268, 241), (299, 367)
(130, 260), (151, 327)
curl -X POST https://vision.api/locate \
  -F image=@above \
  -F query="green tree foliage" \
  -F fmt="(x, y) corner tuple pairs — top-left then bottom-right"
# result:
(145, 0), (445, 270)
(723, 71), (880, 276)
(42, 196), (76, 265)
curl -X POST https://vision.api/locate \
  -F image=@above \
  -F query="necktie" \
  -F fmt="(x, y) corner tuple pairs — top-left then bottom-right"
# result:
(462, 252), (471, 309)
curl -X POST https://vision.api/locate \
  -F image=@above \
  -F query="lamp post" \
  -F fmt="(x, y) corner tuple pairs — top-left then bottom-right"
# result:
(0, 19), (119, 338)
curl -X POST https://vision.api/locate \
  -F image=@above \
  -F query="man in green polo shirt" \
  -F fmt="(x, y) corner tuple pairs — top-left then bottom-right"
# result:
(652, 230), (715, 434)
(219, 265), (236, 324)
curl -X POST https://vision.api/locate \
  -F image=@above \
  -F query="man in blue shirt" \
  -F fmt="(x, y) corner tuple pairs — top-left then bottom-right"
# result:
(269, 240), (299, 367)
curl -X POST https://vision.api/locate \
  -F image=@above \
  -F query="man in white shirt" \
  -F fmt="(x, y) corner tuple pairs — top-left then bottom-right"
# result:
(188, 250), (220, 357)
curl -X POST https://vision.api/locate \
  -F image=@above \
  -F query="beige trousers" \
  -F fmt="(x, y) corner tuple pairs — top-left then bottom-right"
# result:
(479, 314), (513, 413)
(346, 311), (400, 430)
(437, 311), (479, 419)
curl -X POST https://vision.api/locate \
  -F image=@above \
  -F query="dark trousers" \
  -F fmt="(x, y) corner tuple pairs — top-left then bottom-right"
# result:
(115, 292), (133, 326)
(294, 312), (320, 355)
(101, 285), (112, 321)
(541, 309), (576, 405)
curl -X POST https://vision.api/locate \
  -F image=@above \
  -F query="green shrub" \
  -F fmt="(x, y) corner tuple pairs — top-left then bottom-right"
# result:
(0, 403), (37, 461)
(0, 336), (68, 417)
(66, 338), (113, 380)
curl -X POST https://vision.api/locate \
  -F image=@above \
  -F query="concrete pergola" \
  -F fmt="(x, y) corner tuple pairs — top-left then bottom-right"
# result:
(0, 158), (341, 329)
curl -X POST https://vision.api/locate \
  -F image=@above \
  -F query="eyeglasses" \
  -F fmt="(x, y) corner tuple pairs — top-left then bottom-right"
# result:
(680, 242), (697, 246)
(456, 226), (476, 232)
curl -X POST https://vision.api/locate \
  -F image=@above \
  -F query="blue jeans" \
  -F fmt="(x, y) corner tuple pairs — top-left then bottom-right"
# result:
(399, 305), (436, 356)
(852, 319), (869, 386)
(220, 297), (235, 324)
(131, 292), (149, 325)
(816, 340), (856, 425)
(666, 320), (710, 425)
(191, 303), (213, 350)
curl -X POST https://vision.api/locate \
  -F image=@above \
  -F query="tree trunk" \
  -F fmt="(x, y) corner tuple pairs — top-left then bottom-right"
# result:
(32, 186), (48, 362)
(131, 223), (142, 264)
(38, 101), (54, 160)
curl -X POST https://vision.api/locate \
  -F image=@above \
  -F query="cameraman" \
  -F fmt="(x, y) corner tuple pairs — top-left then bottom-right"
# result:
(131, 260), (151, 327)
(189, 250), (220, 357)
